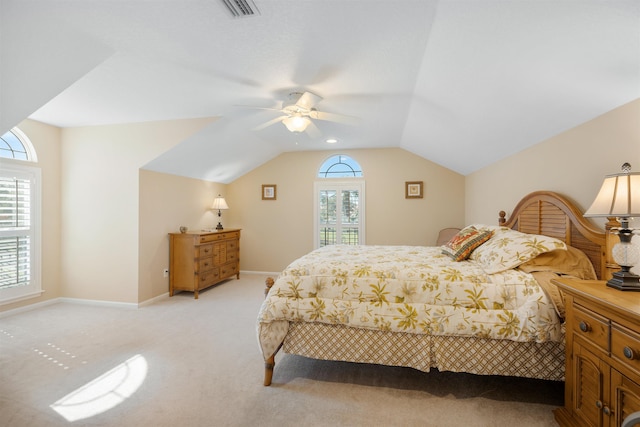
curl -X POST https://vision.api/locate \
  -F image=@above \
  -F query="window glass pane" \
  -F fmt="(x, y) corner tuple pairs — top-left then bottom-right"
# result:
(2, 132), (24, 151)
(0, 176), (31, 229)
(340, 228), (359, 245)
(0, 235), (30, 289)
(319, 227), (336, 247)
(0, 130), (29, 160)
(318, 155), (363, 178)
(319, 190), (336, 225)
(341, 190), (359, 224)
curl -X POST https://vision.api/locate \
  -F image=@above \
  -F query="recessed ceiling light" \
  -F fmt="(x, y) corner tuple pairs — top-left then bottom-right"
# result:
(326, 138), (338, 144)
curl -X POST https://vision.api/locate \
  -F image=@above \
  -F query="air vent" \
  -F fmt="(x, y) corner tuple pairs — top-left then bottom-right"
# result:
(221, 0), (260, 18)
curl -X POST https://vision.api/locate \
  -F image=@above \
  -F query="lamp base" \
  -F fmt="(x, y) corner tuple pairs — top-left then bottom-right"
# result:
(216, 222), (223, 230)
(606, 270), (640, 291)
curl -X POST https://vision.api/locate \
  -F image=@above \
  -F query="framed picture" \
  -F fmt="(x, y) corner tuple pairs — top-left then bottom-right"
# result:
(405, 181), (423, 199)
(262, 184), (277, 200)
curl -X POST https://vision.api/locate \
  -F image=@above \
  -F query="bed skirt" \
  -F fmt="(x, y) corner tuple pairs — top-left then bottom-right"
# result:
(282, 322), (565, 381)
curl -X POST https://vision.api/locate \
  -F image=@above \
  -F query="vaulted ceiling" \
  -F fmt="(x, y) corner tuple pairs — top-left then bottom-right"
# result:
(2, 1), (639, 183)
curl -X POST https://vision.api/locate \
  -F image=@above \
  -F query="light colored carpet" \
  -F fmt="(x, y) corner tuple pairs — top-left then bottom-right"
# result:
(0, 274), (562, 426)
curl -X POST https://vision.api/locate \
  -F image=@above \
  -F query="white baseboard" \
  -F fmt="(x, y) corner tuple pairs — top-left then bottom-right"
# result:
(138, 292), (170, 307)
(1, 272), (281, 317)
(0, 298), (59, 319)
(57, 297), (139, 309)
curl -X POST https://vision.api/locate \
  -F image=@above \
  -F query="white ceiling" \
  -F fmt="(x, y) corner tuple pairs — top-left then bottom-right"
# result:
(2, 0), (639, 183)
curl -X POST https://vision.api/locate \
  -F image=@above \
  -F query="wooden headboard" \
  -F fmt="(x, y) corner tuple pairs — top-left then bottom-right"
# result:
(498, 191), (612, 280)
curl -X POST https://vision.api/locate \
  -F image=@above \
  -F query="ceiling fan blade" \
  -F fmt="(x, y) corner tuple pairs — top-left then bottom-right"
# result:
(305, 120), (322, 138)
(296, 91), (322, 110)
(254, 115), (286, 131)
(234, 105), (282, 113)
(310, 110), (359, 125)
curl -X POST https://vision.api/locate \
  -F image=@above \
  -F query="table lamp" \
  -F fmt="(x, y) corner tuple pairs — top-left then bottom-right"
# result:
(584, 163), (640, 290)
(211, 194), (229, 230)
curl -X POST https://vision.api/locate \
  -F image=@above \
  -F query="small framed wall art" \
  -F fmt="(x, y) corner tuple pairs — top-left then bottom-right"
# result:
(262, 184), (277, 200)
(405, 181), (423, 199)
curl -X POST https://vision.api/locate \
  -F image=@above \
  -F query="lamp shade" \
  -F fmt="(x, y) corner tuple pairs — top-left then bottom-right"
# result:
(211, 195), (229, 210)
(584, 169), (640, 218)
(282, 115), (310, 132)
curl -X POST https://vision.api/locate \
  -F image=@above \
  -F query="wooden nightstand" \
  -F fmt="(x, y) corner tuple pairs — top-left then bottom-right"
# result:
(553, 278), (640, 427)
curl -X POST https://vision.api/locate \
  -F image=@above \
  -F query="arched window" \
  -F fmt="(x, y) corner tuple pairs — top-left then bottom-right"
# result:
(0, 128), (37, 162)
(314, 154), (365, 248)
(0, 127), (42, 303)
(318, 154), (363, 178)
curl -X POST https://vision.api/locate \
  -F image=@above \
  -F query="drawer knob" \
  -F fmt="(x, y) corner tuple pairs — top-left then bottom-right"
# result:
(624, 346), (636, 360)
(603, 406), (611, 416)
(596, 400), (603, 409)
(579, 321), (590, 333)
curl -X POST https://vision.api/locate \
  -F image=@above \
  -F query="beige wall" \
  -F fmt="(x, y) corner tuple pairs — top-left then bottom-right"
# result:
(138, 170), (227, 302)
(59, 118), (215, 304)
(0, 120), (62, 313)
(3, 99), (638, 312)
(465, 98), (640, 229)
(228, 148), (465, 272)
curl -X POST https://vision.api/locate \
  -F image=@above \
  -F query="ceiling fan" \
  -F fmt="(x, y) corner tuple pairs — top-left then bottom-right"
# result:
(250, 91), (357, 137)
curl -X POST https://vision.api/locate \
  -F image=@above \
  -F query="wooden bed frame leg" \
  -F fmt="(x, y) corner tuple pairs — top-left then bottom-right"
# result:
(264, 277), (274, 297)
(264, 353), (276, 386)
(263, 277), (280, 386)
(264, 343), (283, 386)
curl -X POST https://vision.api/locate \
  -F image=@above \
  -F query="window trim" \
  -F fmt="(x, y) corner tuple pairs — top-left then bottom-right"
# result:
(0, 162), (42, 305)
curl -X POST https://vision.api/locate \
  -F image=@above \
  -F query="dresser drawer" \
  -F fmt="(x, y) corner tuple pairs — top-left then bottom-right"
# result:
(198, 268), (220, 288)
(221, 230), (240, 240)
(198, 244), (214, 257)
(200, 233), (226, 243)
(572, 304), (609, 353)
(200, 230), (240, 243)
(227, 239), (238, 251)
(612, 324), (640, 375)
(198, 257), (215, 272)
(220, 262), (238, 279)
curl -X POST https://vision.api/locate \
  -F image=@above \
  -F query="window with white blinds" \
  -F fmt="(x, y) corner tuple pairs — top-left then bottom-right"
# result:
(314, 155), (365, 249)
(0, 176), (32, 289)
(0, 164), (41, 303)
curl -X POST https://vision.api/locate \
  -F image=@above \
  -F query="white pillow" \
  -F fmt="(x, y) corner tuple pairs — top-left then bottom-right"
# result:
(469, 228), (567, 274)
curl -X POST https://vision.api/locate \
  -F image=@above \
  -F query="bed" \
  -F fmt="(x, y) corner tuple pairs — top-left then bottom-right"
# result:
(257, 191), (613, 386)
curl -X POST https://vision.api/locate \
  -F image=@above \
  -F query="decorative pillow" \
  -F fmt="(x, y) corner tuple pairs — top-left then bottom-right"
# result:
(469, 229), (567, 274)
(441, 227), (494, 261)
(464, 224), (510, 234)
(518, 245), (597, 280)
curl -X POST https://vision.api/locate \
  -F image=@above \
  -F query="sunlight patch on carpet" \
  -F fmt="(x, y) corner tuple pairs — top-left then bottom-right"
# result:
(50, 354), (148, 422)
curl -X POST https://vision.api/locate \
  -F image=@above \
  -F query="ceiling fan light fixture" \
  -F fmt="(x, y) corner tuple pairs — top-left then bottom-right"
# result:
(282, 115), (310, 132)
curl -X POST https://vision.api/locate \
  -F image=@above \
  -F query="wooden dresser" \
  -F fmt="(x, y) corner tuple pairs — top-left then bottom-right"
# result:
(169, 229), (240, 299)
(553, 278), (640, 427)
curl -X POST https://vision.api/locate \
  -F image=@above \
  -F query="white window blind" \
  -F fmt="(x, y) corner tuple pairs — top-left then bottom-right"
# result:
(0, 162), (41, 304)
(0, 176), (32, 289)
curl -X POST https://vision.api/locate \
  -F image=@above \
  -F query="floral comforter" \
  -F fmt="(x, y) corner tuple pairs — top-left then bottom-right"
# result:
(257, 244), (562, 360)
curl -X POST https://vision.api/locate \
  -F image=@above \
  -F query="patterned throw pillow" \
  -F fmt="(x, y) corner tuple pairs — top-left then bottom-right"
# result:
(441, 227), (494, 261)
(469, 228), (567, 274)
